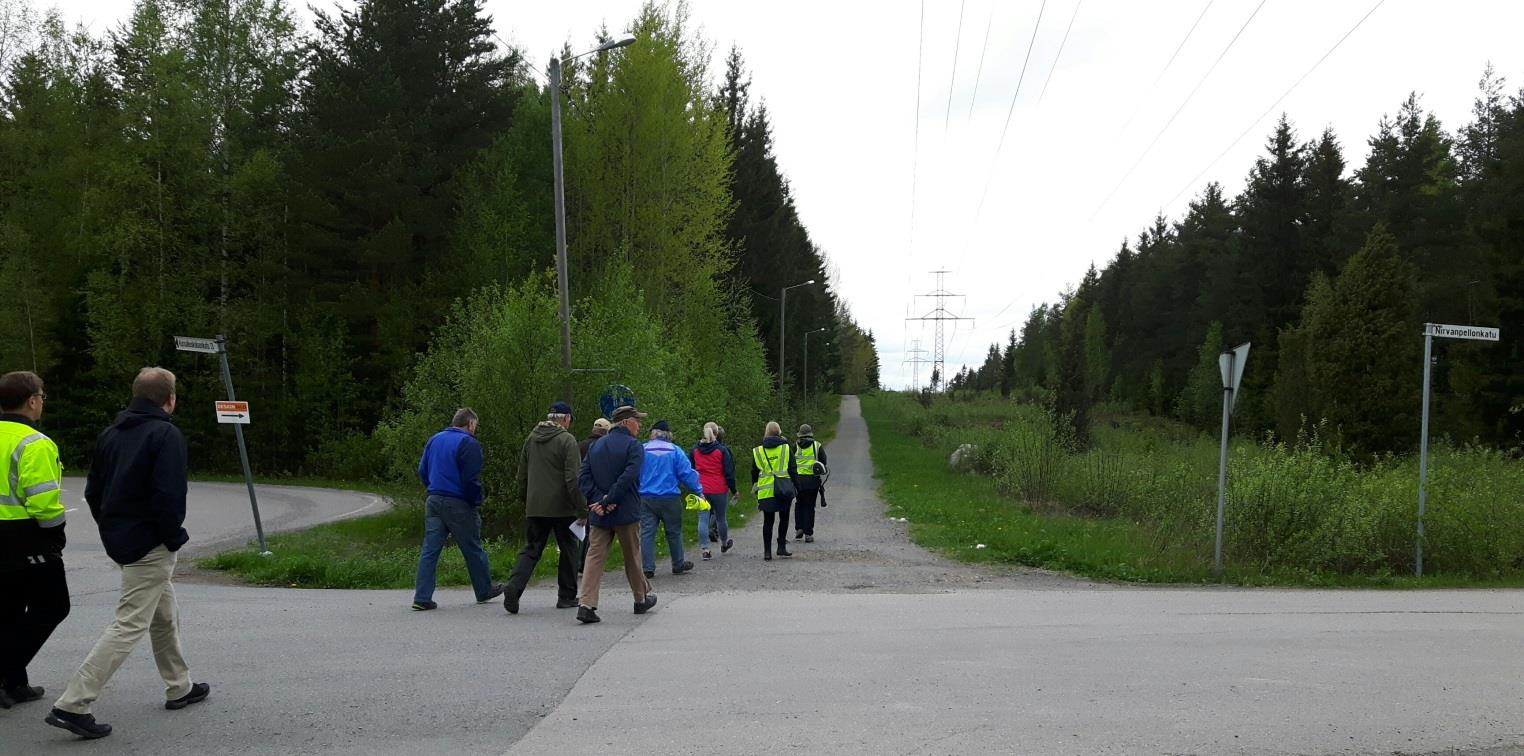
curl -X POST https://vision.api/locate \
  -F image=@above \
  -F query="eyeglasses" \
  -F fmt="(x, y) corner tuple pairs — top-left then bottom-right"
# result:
(33, 392), (46, 401)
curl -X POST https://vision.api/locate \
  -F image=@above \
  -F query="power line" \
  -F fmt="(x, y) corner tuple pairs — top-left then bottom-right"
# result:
(961, 0), (1048, 258)
(1118, 0), (1215, 132)
(1165, 0), (1389, 210)
(964, 2), (996, 122)
(907, 270), (975, 391)
(1090, 0), (1270, 220)
(1036, 0), (1084, 106)
(908, 0), (925, 267)
(943, 0), (967, 137)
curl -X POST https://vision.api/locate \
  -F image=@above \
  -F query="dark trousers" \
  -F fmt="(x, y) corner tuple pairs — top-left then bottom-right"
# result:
(505, 516), (580, 603)
(0, 559), (70, 689)
(795, 487), (820, 535)
(762, 504), (792, 554)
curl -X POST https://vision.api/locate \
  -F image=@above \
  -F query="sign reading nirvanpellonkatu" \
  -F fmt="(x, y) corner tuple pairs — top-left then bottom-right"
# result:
(174, 336), (223, 354)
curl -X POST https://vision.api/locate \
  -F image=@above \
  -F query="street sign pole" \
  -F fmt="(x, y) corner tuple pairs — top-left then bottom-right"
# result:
(213, 335), (268, 556)
(1416, 330), (1433, 577)
(1214, 341), (1250, 580)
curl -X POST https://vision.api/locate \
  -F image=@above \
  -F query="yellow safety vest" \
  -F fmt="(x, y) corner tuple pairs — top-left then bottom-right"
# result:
(796, 441), (818, 477)
(751, 443), (792, 500)
(0, 419), (65, 529)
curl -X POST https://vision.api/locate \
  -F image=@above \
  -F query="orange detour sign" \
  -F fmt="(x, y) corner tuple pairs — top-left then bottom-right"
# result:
(215, 401), (250, 425)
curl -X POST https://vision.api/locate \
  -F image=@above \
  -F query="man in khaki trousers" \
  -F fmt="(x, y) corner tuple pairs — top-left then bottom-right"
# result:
(45, 368), (209, 740)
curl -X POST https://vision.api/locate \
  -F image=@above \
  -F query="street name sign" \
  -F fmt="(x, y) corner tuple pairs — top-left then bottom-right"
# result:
(174, 336), (222, 354)
(1424, 323), (1500, 341)
(216, 401), (250, 425)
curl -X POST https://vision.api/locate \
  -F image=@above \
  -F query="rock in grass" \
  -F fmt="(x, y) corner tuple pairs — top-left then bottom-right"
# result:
(948, 443), (978, 472)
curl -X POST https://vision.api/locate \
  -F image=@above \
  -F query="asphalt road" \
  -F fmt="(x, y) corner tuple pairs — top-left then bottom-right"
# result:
(4, 400), (1522, 755)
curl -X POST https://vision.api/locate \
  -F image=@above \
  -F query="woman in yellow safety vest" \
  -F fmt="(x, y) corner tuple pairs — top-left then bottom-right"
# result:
(750, 421), (794, 561)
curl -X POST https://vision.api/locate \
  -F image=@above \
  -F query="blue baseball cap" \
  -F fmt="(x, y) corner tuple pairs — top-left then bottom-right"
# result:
(549, 401), (573, 416)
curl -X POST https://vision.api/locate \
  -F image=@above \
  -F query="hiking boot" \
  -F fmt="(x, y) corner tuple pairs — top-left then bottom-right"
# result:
(764, 551), (773, 561)
(576, 606), (601, 624)
(166, 682), (210, 710)
(556, 599), (579, 609)
(411, 600), (438, 611)
(45, 709), (112, 739)
(643, 570), (656, 579)
(504, 587), (522, 614)
(634, 593), (658, 615)
(777, 546), (793, 558)
(804, 534), (815, 543)
(721, 539), (734, 554)
(477, 584), (506, 604)
(702, 549), (712, 561)
(672, 561), (694, 575)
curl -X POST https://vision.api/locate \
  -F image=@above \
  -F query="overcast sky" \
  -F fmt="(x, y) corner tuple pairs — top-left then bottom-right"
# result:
(54, 0), (1524, 389)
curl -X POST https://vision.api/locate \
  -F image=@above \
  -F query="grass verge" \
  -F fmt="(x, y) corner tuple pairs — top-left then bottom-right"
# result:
(859, 393), (1524, 587)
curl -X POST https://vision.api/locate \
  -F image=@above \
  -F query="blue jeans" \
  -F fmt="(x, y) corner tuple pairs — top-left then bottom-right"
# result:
(640, 496), (686, 572)
(697, 492), (730, 548)
(413, 495), (494, 602)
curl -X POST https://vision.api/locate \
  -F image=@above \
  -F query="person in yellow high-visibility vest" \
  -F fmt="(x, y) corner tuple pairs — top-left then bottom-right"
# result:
(750, 421), (795, 560)
(792, 424), (829, 543)
(0, 371), (69, 710)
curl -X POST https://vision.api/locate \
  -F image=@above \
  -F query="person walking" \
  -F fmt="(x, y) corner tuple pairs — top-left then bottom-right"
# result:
(45, 368), (209, 740)
(750, 421), (794, 561)
(579, 417), (611, 458)
(638, 420), (701, 578)
(0, 371), (69, 711)
(793, 424), (828, 543)
(503, 402), (585, 614)
(576, 406), (656, 624)
(411, 408), (503, 611)
(689, 421), (736, 559)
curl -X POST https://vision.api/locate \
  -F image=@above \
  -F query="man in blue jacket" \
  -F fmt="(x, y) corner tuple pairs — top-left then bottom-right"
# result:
(411, 408), (503, 611)
(575, 406), (656, 624)
(638, 420), (702, 578)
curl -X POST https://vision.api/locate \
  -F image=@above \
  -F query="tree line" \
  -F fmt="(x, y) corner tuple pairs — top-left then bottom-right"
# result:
(0, 0), (879, 479)
(951, 69), (1523, 460)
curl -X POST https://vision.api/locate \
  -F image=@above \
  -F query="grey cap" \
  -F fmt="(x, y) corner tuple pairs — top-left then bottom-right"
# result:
(798, 424), (814, 437)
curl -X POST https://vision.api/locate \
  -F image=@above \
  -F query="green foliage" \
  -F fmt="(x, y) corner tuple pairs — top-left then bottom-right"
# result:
(867, 392), (1524, 584)
(1177, 321), (1224, 430)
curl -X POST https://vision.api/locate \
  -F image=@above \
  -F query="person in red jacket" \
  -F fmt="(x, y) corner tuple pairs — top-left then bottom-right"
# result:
(688, 422), (736, 559)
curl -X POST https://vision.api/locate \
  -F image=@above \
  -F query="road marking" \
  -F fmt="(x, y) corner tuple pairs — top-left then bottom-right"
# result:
(332, 496), (383, 520)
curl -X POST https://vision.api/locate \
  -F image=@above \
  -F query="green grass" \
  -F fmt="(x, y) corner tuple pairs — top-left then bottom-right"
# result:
(860, 393), (1524, 587)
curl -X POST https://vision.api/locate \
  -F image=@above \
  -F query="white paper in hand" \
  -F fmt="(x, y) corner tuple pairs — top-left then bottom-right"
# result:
(570, 521), (587, 542)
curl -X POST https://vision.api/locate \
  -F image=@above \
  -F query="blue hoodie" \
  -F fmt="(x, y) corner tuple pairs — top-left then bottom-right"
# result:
(418, 427), (484, 505)
(638, 438), (702, 498)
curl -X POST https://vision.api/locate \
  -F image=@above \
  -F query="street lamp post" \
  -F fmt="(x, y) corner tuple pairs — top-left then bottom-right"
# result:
(550, 33), (636, 402)
(778, 279), (816, 403)
(803, 328), (827, 402)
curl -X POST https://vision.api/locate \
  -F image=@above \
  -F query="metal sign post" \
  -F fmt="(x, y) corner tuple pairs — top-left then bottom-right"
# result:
(174, 335), (269, 555)
(1415, 323), (1500, 577)
(1214, 341), (1250, 580)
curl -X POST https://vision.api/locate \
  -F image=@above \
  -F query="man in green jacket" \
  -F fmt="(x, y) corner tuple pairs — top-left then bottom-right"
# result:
(504, 401), (586, 614)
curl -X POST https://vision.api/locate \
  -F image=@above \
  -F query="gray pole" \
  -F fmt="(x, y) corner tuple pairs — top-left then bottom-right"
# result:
(216, 335), (268, 555)
(1213, 353), (1234, 580)
(550, 57), (574, 404)
(803, 338), (809, 404)
(779, 287), (788, 404)
(1416, 330), (1433, 577)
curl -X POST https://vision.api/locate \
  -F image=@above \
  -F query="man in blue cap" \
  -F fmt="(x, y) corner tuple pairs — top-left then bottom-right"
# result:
(638, 420), (702, 578)
(503, 401), (585, 614)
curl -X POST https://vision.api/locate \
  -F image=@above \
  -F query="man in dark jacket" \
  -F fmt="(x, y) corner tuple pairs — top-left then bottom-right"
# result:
(575, 405), (655, 624)
(0, 371), (68, 711)
(412, 408), (502, 611)
(579, 417), (611, 458)
(47, 368), (209, 741)
(504, 401), (585, 614)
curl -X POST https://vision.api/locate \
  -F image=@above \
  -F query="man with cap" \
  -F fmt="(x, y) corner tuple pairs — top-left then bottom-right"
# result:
(637, 420), (702, 578)
(503, 401), (585, 614)
(580, 418), (612, 458)
(575, 406), (656, 624)
(793, 424), (829, 543)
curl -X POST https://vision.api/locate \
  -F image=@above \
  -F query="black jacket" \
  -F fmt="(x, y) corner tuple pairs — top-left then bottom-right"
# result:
(84, 399), (191, 565)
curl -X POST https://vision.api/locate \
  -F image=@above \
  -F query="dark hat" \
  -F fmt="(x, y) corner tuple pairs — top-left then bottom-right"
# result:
(611, 405), (647, 423)
(652, 419), (671, 432)
(549, 401), (573, 416)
